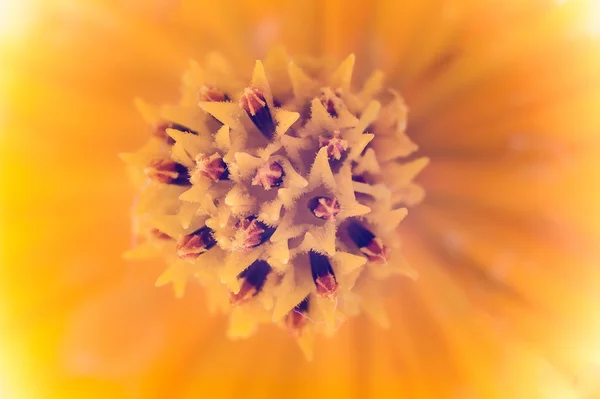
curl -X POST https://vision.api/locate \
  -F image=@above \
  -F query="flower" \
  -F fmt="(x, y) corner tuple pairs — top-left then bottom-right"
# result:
(1, 0), (600, 398)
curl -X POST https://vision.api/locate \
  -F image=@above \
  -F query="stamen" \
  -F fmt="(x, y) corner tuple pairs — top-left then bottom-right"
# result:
(153, 121), (199, 143)
(309, 251), (338, 300)
(150, 228), (171, 240)
(361, 237), (390, 264)
(319, 130), (349, 161)
(230, 259), (272, 305)
(352, 174), (367, 183)
(152, 122), (175, 144)
(240, 87), (276, 139)
(286, 297), (309, 337)
(252, 161), (284, 190)
(194, 153), (229, 182)
(308, 196), (340, 221)
(347, 221), (390, 264)
(144, 159), (190, 185)
(319, 87), (343, 117)
(198, 85), (229, 102)
(176, 226), (217, 261)
(232, 216), (275, 252)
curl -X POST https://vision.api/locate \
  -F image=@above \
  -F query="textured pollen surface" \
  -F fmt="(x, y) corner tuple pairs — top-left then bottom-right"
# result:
(121, 49), (428, 358)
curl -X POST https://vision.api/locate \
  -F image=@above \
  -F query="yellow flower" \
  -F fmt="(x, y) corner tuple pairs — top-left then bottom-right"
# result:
(1, 0), (600, 398)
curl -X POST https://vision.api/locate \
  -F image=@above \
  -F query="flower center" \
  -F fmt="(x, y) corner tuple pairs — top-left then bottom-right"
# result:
(122, 49), (428, 357)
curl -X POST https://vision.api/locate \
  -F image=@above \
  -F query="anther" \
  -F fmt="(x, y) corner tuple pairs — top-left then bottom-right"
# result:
(346, 221), (390, 264)
(309, 251), (339, 300)
(232, 216), (275, 252)
(308, 196), (340, 221)
(286, 297), (309, 337)
(198, 85), (229, 102)
(194, 153), (229, 182)
(252, 161), (284, 190)
(176, 226), (217, 261)
(144, 159), (190, 185)
(319, 130), (349, 161)
(319, 87), (343, 117)
(230, 259), (272, 305)
(240, 87), (276, 139)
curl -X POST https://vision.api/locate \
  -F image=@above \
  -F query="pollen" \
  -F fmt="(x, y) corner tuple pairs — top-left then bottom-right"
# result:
(144, 159), (190, 185)
(319, 130), (348, 161)
(193, 152), (229, 182)
(176, 226), (217, 261)
(240, 86), (275, 138)
(309, 196), (340, 221)
(198, 84), (228, 102)
(252, 161), (284, 190)
(230, 259), (272, 305)
(231, 216), (274, 252)
(123, 49), (428, 354)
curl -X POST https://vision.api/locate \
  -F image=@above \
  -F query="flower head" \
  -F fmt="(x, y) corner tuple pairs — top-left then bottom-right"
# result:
(122, 51), (425, 353)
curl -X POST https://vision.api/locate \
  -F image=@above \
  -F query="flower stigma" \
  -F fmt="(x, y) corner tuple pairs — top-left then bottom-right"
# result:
(122, 49), (429, 358)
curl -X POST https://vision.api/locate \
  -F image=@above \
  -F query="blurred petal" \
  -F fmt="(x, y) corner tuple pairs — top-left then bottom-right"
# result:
(1, 0), (600, 398)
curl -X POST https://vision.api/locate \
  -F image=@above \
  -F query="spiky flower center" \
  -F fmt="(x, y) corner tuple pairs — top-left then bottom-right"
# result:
(122, 50), (428, 358)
